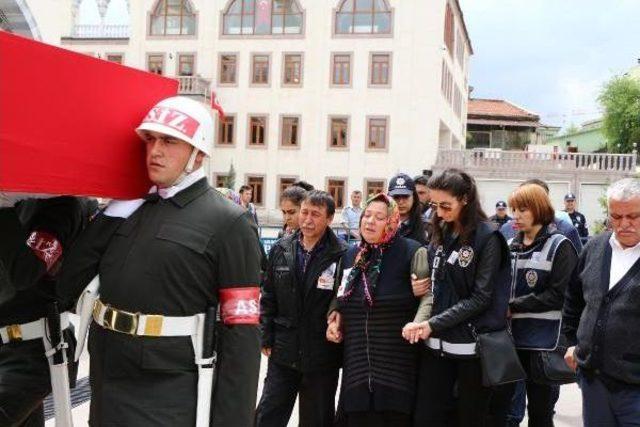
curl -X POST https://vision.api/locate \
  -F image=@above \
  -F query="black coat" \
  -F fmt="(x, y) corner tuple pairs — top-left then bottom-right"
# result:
(260, 229), (347, 372)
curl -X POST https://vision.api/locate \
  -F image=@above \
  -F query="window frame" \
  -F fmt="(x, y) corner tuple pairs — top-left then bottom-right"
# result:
(277, 175), (299, 205)
(332, 0), (394, 38)
(213, 173), (230, 189)
(220, 0), (306, 39)
(327, 115), (350, 151)
(281, 52), (304, 87)
(245, 174), (266, 207)
(218, 52), (239, 86)
(251, 52), (272, 87)
(330, 52), (353, 88)
(147, 0), (198, 39)
(216, 113), (237, 147)
(363, 178), (387, 198)
(279, 114), (301, 149)
(325, 177), (348, 210)
(368, 51), (392, 88)
(175, 52), (196, 76)
(105, 53), (125, 64)
(365, 115), (390, 152)
(146, 52), (166, 75)
(247, 114), (269, 148)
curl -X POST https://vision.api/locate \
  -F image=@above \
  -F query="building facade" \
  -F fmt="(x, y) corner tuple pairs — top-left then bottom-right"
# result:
(7, 0), (472, 223)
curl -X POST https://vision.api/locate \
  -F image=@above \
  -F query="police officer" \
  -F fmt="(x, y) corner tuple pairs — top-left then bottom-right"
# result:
(0, 195), (85, 426)
(564, 192), (589, 244)
(489, 201), (511, 229)
(257, 191), (347, 427)
(58, 96), (263, 427)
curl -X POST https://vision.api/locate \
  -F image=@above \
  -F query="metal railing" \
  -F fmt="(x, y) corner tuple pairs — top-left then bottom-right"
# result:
(176, 76), (211, 98)
(72, 24), (129, 38)
(436, 149), (637, 173)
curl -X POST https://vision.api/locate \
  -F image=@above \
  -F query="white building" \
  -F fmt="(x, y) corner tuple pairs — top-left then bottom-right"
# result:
(4, 0), (472, 223)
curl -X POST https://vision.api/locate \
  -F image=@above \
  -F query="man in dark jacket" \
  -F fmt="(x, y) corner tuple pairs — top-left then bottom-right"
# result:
(563, 178), (640, 426)
(58, 96), (263, 427)
(257, 190), (348, 427)
(0, 196), (85, 426)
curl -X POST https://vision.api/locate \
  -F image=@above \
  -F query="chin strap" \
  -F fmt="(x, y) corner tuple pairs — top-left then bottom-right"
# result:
(171, 147), (201, 186)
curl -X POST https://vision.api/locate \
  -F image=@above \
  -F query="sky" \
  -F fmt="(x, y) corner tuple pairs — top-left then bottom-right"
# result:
(458, 0), (640, 128)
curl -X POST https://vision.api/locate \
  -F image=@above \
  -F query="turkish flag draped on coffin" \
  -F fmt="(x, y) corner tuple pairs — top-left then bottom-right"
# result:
(0, 31), (178, 199)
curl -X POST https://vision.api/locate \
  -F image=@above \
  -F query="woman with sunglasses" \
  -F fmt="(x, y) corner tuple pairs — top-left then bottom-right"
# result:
(404, 168), (513, 426)
(506, 184), (578, 427)
(326, 193), (425, 427)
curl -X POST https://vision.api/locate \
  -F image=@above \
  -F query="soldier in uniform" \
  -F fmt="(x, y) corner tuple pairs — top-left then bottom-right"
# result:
(0, 195), (85, 426)
(58, 96), (263, 427)
(564, 192), (589, 244)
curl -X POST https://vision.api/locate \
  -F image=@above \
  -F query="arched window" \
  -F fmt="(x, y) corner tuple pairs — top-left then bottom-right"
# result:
(223, 0), (303, 35)
(150, 0), (196, 36)
(335, 0), (391, 34)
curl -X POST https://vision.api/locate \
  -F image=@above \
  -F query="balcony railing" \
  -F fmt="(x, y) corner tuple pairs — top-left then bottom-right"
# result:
(72, 24), (129, 38)
(436, 149), (637, 173)
(177, 76), (211, 98)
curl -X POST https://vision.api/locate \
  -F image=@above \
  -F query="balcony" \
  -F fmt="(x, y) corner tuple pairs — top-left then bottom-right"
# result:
(71, 24), (129, 38)
(435, 149), (637, 174)
(176, 76), (211, 99)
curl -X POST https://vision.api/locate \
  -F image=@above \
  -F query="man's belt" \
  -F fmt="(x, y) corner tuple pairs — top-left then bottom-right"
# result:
(93, 299), (199, 337)
(0, 313), (71, 344)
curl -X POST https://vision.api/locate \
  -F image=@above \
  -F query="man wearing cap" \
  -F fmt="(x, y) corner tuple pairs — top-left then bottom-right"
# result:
(490, 201), (512, 229)
(58, 96), (263, 427)
(564, 192), (589, 244)
(388, 173), (427, 245)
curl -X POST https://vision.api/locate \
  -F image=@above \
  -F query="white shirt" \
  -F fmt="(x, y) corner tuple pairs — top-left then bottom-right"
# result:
(608, 234), (640, 290)
(149, 167), (206, 199)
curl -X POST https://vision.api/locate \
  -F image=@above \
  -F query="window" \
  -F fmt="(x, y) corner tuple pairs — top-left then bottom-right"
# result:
(453, 85), (462, 118)
(147, 54), (164, 74)
(252, 54), (270, 85)
(278, 177), (297, 199)
(106, 54), (123, 64)
(335, 0), (392, 35)
(283, 53), (302, 86)
(441, 59), (453, 104)
(456, 28), (465, 67)
(327, 179), (346, 209)
(247, 176), (265, 206)
(444, 3), (454, 56)
(367, 117), (388, 149)
(177, 54), (194, 76)
(365, 179), (385, 197)
(332, 53), (351, 86)
(468, 131), (491, 149)
(281, 116), (300, 147)
(222, 0), (303, 35)
(150, 0), (196, 36)
(218, 115), (235, 145)
(215, 174), (229, 188)
(249, 115), (268, 146)
(329, 117), (349, 148)
(219, 54), (237, 84)
(370, 53), (390, 85)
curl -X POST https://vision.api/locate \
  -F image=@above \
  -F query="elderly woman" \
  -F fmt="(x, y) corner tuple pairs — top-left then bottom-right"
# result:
(507, 184), (578, 427)
(327, 193), (425, 427)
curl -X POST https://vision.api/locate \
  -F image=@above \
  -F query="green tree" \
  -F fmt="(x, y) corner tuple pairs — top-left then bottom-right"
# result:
(562, 123), (580, 136)
(598, 75), (640, 153)
(223, 163), (236, 190)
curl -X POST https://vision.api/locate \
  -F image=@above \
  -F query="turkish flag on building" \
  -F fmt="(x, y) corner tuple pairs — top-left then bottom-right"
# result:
(0, 31), (178, 199)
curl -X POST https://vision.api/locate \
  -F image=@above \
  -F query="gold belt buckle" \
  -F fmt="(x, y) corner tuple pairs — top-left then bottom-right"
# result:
(144, 315), (164, 336)
(6, 324), (22, 342)
(103, 307), (139, 335)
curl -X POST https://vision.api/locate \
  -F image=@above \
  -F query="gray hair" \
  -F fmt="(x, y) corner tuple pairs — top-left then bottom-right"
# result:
(606, 178), (640, 202)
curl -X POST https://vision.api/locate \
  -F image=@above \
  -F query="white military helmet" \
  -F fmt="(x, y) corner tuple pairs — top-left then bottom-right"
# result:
(136, 96), (214, 157)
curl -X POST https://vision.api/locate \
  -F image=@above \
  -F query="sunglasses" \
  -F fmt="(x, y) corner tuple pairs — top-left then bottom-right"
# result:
(429, 201), (454, 212)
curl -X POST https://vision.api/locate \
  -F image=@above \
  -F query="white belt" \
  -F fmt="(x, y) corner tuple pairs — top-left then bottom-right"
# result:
(0, 313), (71, 344)
(426, 337), (477, 355)
(511, 310), (562, 320)
(93, 299), (199, 337)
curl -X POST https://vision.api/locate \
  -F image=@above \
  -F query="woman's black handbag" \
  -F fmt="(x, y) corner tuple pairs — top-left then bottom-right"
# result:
(529, 347), (576, 385)
(474, 327), (527, 387)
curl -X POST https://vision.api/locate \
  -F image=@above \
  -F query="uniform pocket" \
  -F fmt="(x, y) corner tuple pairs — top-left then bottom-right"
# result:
(140, 337), (196, 372)
(156, 222), (211, 254)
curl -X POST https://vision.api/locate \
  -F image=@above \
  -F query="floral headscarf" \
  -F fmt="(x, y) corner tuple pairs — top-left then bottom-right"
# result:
(339, 193), (400, 306)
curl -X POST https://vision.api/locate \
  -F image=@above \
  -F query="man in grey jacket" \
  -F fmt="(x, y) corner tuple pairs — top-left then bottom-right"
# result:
(563, 177), (640, 426)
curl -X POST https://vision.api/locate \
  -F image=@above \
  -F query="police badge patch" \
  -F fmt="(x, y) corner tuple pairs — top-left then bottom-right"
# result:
(525, 270), (538, 288)
(458, 246), (474, 268)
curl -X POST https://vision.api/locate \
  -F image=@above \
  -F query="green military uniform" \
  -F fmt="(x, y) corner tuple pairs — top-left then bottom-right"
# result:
(59, 178), (263, 427)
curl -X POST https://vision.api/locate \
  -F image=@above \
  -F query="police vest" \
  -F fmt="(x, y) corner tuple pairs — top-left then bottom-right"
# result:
(510, 233), (566, 351)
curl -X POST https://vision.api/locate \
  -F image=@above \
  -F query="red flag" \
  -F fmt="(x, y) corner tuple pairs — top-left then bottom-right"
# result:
(0, 32), (178, 199)
(211, 90), (225, 120)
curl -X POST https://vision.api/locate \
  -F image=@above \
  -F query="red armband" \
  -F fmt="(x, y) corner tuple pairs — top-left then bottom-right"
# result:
(219, 287), (260, 325)
(26, 230), (62, 271)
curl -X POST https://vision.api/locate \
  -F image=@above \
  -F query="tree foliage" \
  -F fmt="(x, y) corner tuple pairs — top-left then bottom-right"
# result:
(598, 75), (640, 153)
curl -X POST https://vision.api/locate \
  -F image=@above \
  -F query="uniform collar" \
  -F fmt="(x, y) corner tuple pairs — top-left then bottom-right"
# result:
(148, 167), (206, 200)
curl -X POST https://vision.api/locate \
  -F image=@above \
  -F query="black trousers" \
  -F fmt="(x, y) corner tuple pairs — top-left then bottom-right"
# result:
(413, 349), (514, 427)
(0, 329), (76, 427)
(255, 358), (339, 427)
(346, 411), (411, 427)
(518, 351), (555, 427)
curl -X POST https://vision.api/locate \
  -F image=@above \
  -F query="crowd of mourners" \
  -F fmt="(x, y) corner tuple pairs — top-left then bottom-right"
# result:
(255, 168), (640, 427)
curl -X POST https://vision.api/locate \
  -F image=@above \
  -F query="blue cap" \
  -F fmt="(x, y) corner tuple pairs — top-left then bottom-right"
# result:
(496, 201), (507, 209)
(564, 193), (576, 201)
